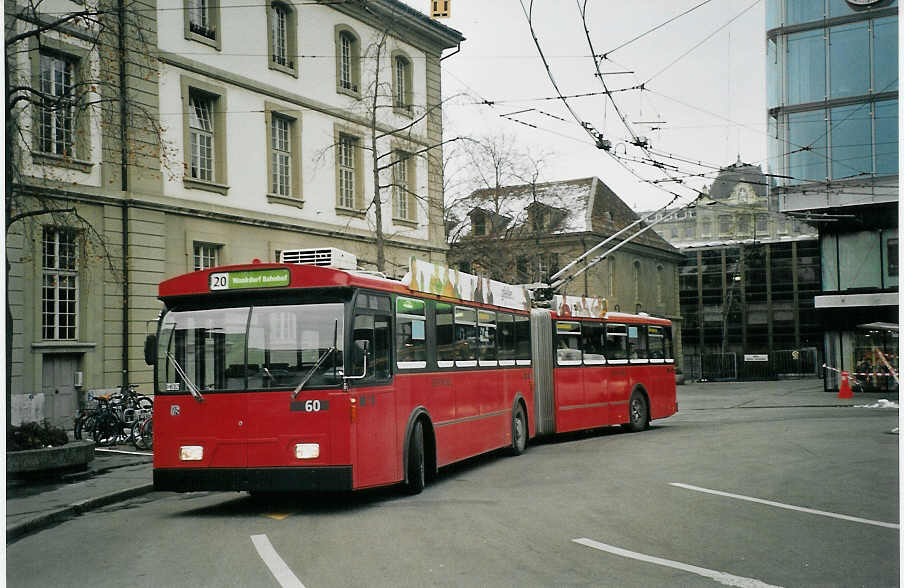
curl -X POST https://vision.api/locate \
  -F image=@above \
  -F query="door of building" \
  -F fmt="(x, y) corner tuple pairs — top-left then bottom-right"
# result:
(41, 354), (79, 429)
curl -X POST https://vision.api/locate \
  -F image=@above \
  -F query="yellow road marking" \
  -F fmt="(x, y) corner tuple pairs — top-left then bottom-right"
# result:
(264, 513), (291, 521)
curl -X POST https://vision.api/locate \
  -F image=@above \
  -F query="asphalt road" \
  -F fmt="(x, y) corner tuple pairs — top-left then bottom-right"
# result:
(7, 383), (899, 587)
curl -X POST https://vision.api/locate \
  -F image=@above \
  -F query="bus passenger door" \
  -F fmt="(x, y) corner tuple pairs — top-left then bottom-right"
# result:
(350, 305), (396, 489)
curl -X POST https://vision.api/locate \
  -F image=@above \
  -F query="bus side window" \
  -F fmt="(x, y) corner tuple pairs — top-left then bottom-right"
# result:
(498, 314), (516, 362)
(648, 326), (664, 359)
(478, 310), (497, 363)
(628, 325), (647, 359)
(556, 321), (582, 365)
(352, 311), (391, 381)
(514, 314), (530, 363)
(582, 322), (605, 364)
(606, 324), (628, 360)
(396, 297), (426, 369)
(454, 306), (478, 362)
(436, 303), (455, 365)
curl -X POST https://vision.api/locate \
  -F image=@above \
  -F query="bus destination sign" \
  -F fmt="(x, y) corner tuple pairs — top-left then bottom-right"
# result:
(209, 268), (291, 291)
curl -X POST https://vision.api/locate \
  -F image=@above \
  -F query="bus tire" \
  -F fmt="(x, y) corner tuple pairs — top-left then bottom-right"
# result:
(405, 420), (426, 495)
(509, 403), (527, 456)
(624, 391), (649, 432)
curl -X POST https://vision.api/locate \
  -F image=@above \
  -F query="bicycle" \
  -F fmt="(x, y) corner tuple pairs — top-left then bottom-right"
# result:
(89, 384), (153, 447)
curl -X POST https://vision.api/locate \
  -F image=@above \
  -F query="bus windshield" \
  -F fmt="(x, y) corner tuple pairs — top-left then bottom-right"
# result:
(157, 303), (345, 393)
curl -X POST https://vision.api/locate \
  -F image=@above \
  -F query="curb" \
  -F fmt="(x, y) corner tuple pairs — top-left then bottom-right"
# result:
(6, 483), (155, 544)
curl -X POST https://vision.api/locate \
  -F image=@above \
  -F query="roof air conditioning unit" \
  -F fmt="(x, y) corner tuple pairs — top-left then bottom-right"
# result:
(280, 247), (357, 270)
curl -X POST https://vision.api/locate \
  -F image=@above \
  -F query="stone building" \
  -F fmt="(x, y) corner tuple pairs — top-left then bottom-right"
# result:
(6, 0), (463, 425)
(447, 177), (685, 364)
(645, 160), (818, 248)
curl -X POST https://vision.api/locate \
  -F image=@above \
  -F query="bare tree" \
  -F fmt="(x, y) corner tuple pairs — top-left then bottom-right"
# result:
(445, 133), (561, 282)
(6, 0), (165, 423)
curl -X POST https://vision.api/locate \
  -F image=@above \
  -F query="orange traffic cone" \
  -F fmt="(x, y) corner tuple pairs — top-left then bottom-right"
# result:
(838, 371), (853, 399)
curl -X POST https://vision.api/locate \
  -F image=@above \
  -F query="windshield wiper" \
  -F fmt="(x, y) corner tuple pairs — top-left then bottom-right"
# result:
(292, 347), (336, 400)
(167, 352), (204, 402)
(292, 319), (339, 400)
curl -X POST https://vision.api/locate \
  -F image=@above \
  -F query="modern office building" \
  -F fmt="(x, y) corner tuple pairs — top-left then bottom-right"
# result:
(765, 0), (898, 390)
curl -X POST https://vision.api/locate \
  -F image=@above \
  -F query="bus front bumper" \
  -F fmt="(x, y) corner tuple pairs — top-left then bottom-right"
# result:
(154, 466), (353, 492)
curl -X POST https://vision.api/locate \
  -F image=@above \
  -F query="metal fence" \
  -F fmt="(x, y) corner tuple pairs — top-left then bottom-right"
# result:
(682, 347), (820, 382)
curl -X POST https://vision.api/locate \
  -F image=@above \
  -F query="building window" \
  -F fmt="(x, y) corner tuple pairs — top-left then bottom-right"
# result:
(265, 105), (301, 202)
(738, 214), (751, 235)
(875, 99), (898, 176)
(719, 215), (732, 236)
(335, 27), (360, 96)
(182, 78), (227, 192)
(393, 150), (415, 222)
(188, 93), (214, 182)
(472, 214), (486, 236)
(830, 103), (871, 179)
(193, 242), (220, 271)
(701, 218), (712, 238)
(632, 260), (641, 304)
(756, 214), (769, 234)
(608, 257), (616, 297)
(788, 109), (827, 184)
(393, 53), (412, 114)
(874, 16), (898, 93)
(42, 227), (79, 340)
(185, 0), (220, 48)
(786, 28), (825, 104)
(270, 115), (291, 196)
(656, 265), (664, 305)
(336, 133), (360, 210)
(268, 1), (297, 75)
(38, 53), (75, 156)
(271, 4), (287, 65)
(829, 20), (870, 100)
(683, 223), (695, 239)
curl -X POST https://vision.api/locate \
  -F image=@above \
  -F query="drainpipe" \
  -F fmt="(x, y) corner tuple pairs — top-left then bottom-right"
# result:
(118, 0), (130, 386)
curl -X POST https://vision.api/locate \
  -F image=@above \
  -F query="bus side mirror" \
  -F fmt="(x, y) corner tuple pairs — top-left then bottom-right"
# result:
(144, 335), (157, 366)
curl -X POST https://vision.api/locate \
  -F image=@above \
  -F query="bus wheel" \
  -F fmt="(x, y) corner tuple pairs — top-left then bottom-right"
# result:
(509, 403), (527, 456)
(624, 391), (649, 432)
(405, 420), (426, 495)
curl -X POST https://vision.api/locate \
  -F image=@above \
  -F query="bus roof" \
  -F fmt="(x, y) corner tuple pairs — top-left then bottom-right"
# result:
(158, 262), (670, 326)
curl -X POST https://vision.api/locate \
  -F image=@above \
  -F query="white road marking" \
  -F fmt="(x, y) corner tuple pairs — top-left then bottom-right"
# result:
(671, 483), (899, 530)
(251, 534), (306, 588)
(95, 448), (153, 456)
(573, 538), (783, 588)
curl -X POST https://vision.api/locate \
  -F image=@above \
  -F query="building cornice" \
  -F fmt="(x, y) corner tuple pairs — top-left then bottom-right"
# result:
(328, 0), (464, 57)
(11, 183), (448, 254)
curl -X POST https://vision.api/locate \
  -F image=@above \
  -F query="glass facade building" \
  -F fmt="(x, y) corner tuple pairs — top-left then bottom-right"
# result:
(766, 0), (898, 391)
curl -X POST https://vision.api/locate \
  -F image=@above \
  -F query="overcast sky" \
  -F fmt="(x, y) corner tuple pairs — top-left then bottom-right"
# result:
(401, 0), (767, 211)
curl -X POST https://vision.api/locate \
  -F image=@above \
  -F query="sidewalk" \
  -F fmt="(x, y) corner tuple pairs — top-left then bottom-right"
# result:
(5, 378), (897, 543)
(6, 446), (153, 543)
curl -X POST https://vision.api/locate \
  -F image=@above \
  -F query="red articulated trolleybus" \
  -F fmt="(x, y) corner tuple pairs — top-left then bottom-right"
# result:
(148, 249), (677, 495)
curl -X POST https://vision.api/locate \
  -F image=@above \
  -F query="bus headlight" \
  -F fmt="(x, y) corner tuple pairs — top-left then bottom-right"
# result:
(179, 445), (204, 461)
(295, 443), (320, 459)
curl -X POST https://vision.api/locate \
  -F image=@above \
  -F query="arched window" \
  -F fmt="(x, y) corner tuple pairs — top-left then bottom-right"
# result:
(633, 260), (641, 304)
(267, 1), (297, 76)
(392, 51), (413, 114)
(335, 26), (361, 96)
